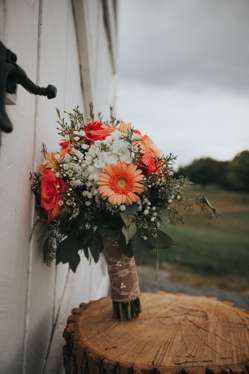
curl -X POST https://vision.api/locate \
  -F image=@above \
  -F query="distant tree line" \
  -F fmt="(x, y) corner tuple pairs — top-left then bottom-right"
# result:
(177, 150), (249, 192)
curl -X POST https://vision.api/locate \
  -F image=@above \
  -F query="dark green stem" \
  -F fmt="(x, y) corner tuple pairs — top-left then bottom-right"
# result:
(112, 297), (142, 321)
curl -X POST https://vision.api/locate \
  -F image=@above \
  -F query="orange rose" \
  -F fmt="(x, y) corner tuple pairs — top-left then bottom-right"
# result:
(40, 170), (68, 221)
(83, 121), (113, 142)
(136, 135), (160, 157)
(139, 152), (157, 174)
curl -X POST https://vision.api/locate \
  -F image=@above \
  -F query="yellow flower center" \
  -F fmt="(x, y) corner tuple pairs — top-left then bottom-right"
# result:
(117, 178), (127, 189)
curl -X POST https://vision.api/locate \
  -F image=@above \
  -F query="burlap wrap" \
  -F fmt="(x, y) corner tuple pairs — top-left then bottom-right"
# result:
(103, 237), (140, 303)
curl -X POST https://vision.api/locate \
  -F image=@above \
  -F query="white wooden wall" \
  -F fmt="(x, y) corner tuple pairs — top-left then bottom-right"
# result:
(0, 1), (117, 373)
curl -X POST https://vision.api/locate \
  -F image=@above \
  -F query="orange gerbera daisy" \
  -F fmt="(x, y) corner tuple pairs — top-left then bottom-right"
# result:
(98, 162), (144, 205)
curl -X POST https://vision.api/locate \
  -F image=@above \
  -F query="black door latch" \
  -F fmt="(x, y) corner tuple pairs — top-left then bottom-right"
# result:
(0, 41), (57, 133)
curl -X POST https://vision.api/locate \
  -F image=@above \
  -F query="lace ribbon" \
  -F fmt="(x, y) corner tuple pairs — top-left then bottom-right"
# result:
(103, 238), (140, 303)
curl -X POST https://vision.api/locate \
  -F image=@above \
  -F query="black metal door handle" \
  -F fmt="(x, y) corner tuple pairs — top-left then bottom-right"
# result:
(0, 41), (57, 133)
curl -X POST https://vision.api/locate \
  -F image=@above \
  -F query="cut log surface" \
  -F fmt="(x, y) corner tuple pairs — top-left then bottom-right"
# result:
(63, 292), (249, 373)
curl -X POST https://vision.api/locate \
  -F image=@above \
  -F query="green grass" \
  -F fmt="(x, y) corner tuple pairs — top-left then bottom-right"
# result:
(135, 187), (249, 281)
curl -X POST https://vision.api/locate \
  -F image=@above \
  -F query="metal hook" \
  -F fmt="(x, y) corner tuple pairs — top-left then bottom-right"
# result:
(0, 41), (57, 133)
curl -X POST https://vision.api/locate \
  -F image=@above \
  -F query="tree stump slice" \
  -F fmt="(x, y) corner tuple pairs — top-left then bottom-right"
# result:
(63, 292), (249, 373)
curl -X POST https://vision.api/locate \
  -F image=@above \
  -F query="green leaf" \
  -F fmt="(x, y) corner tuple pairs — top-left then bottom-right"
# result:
(89, 232), (103, 262)
(69, 253), (81, 273)
(81, 230), (93, 249)
(83, 247), (89, 260)
(120, 213), (135, 227)
(118, 234), (134, 257)
(56, 107), (61, 119)
(125, 204), (140, 215)
(122, 223), (137, 245)
(56, 235), (81, 272)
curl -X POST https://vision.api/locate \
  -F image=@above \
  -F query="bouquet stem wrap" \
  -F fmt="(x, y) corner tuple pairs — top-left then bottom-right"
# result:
(103, 237), (141, 321)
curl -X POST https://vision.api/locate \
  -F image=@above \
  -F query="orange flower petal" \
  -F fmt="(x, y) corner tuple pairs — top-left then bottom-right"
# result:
(97, 161), (144, 206)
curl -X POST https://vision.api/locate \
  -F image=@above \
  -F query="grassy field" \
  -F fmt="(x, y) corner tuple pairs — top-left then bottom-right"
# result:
(135, 186), (249, 290)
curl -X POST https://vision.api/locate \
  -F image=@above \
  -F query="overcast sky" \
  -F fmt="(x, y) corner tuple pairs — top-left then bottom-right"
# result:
(117, 0), (249, 166)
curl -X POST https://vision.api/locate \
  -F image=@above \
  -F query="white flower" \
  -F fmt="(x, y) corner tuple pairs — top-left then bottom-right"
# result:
(103, 154), (118, 165)
(94, 158), (105, 168)
(67, 170), (73, 177)
(64, 154), (71, 162)
(119, 205), (126, 211)
(110, 131), (121, 142)
(73, 149), (83, 159)
(81, 144), (89, 150)
(91, 188), (98, 195)
(71, 180), (82, 187)
(119, 152), (132, 163)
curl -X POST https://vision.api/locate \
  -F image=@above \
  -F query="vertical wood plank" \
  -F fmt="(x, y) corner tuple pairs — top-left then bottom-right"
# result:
(0, 0), (39, 372)
(25, 0), (69, 372)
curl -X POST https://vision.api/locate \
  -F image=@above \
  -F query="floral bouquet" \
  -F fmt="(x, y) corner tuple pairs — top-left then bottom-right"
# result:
(31, 107), (186, 320)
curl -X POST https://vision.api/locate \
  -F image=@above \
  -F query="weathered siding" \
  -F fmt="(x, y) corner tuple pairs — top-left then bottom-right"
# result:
(0, 0), (117, 373)
(0, 1), (40, 372)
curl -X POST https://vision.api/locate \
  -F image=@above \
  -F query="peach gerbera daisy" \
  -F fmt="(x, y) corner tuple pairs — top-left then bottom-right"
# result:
(98, 162), (144, 205)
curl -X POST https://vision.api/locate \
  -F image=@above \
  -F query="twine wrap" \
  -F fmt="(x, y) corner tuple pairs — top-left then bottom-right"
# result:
(103, 238), (140, 303)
